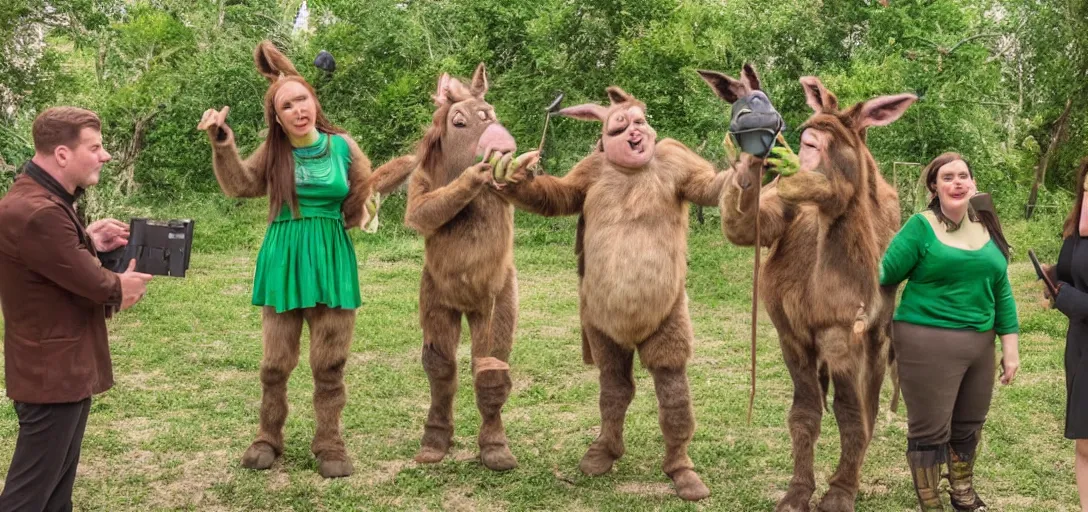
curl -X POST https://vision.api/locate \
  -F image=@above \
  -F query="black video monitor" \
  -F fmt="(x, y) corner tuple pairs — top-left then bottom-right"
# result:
(97, 218), (194, 277)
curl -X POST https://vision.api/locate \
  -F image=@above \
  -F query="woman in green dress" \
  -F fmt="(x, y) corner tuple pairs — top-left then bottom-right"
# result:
(197, 40), (375, 478)
(880, 153), (1020, 511)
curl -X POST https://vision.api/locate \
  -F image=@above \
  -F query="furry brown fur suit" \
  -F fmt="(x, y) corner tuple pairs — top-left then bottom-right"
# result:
(403, 63), (537, 472)
(699, 64), (914, 512)
(498, 86), (729, 501)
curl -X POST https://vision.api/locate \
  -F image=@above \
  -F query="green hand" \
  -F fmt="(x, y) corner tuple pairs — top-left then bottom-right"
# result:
(766, 146), (800, 177)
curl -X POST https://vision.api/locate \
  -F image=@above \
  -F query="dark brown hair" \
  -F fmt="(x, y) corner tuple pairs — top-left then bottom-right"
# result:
(32, 107), (101, 154)
(922, 152), (1010, 260)
(1062, 157), (1088, 239)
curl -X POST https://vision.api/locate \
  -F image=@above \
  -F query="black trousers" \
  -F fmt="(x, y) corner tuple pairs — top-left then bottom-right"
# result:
(0, 398), (92, 512)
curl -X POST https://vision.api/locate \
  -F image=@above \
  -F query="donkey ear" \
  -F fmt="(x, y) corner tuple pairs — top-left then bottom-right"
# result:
(606, 86), (633, 105)
(433, 73), (452, 106)
(697, 70), (748, 103)
(470, 62), (489, 97)
(558, 103), (608, 122)
(741, 63), (762, 92)
(799, 76), (838, 113)
(254, 40), (300, 82)
(853, 93), (917, 129)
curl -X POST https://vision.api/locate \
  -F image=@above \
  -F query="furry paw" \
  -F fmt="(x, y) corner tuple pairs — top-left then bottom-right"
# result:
(815, 487), (856, 512)
(480, 444), (518, 471)
(414, 445), (449, 464)
(670, 469), (710, 501)
(317, 457), (354, 478)
(775, 485), (814, 512)
(240, 442), (277, 470)
(578, 442), (621, 476)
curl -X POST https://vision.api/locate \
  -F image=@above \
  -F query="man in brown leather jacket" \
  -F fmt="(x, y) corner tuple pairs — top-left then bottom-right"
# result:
(0, 107), (153, 511)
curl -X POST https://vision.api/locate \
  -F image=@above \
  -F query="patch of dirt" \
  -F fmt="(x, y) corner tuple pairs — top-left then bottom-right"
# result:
(111, 417), (161, 445)
(117, 369), (168, 391)
(616, 481), (673, 496)
(362, 459), (411, 486)
(440, 485), (506, 512)
(146, 450), (232, 510)
(223, 284), (248, 296)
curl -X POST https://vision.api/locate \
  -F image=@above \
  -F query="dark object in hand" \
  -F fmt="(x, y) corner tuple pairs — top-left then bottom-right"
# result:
(969, 192), (995, 215)
(98, 218), (194, 277)
(1028, 249), (1058, 298)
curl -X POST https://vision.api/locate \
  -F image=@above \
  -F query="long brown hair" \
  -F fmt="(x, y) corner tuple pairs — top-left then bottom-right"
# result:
(1062, 157), (1088, 239)
(252, 40), (345, 222)
(261, 76), (345, 221)
(921, 152), (1010, 260)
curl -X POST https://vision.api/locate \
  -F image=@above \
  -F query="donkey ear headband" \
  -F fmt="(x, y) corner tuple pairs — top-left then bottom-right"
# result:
(254, 40), (301, 83)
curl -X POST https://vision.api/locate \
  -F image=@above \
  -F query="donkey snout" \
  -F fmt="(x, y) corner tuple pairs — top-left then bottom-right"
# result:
(477, 123), (517, 158)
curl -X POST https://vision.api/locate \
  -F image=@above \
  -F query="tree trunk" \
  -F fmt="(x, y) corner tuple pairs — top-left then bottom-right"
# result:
(1026, 97), (1073, 219)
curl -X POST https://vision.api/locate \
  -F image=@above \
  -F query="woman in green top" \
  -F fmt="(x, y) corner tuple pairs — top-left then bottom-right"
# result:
(880, 152), (1020, 511)
(197, 41), (377, 479)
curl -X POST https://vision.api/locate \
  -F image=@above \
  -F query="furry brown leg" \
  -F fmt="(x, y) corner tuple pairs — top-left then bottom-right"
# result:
(242, 307), (304, 470)
(637, 296), (707, 502)
(304, 305), (356, 478)
(467, 270), (518, 471)
(579, 325), (635, 477)
(777, 337), (825, 512)
(818, 365), (867, 512)
(415, 272), (462, 464)
(649, 366), (708, 502)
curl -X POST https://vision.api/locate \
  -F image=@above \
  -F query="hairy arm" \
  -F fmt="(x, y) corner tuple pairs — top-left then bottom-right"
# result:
(209, 127), (268, 198)
(404, 166), (486, 237)
(500, 155), (597, 217)
(340, 135), (374, 229)
(719, 154), (791, 247)
(369, 154), (418, 196)
(776, 170), (851, 219)
(668, 141), (731, 207)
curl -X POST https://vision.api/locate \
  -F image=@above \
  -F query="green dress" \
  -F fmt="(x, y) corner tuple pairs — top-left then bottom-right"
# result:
(251, 131), (362, 313)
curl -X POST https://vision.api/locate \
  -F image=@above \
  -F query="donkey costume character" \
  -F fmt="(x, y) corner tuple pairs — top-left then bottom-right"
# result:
(700, 65), (913, 511)
(404, 64), (539, 471)
(198, 40), (413, 478)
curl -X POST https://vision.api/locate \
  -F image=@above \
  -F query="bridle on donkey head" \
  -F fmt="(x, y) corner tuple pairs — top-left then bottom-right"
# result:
(725, 89), (787, 425)
(728, 89), (785, 159)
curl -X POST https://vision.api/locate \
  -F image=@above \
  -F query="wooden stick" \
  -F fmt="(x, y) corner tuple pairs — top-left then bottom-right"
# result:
(747, 158), (762, 425)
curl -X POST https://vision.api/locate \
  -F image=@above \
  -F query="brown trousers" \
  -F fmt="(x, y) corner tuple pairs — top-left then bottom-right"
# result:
(894, 321), (996, 460)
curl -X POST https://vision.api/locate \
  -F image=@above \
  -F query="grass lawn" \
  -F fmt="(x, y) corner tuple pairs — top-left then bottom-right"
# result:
(0, 194), (1077, 511)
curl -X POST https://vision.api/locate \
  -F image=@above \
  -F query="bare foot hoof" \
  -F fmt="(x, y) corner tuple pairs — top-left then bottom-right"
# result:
(414, 445), (449, 464)
(578, 443), (620, 476)
(480, 445), (518, 471)
(670, 469), (710, 501)
(775, 485), (814, 512)
(317, 457), (354, 478)
(240, 442), (277, 470)
(815, 488), (855, 512)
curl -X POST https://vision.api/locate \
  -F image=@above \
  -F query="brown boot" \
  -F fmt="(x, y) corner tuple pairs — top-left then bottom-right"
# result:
(946, 446), (987, 511)
(907, 444), (946, 511)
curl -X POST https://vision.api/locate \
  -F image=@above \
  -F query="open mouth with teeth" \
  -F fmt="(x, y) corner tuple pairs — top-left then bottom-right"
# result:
(627, 134), (645, 153)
